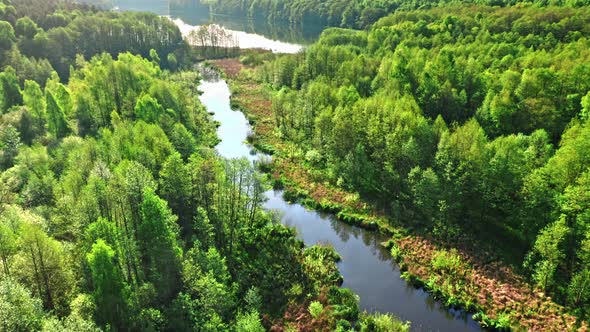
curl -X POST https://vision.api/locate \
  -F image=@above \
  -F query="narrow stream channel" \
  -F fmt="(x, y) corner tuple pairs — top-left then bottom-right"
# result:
(199, 69), (481, 332)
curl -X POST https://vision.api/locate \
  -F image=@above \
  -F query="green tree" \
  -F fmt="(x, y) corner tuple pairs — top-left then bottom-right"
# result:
(582, 91), (590, 121)
(86, 239), (128, 329)
(138, 189), (182, 302)
(45, 91), (69, 138)
(149, 49), (160, 66)
(16, 223), (74, 315)
(23, 80), (46, 132)
(0, 222), (17, 276)
(0, 21), (15, 53)
(568, 268), (590, 309)
(135, 94), (164, 124)
(0, 278), (44, 332)
(235, 310), (264, 332)
(159, 152), (191, 237)
(169, 123), (195, 160)
(0, 124), (21, 169)
(167, 53), (178, 71)
(180, 245), (235, 330)
(525, 216), (570, 291)
(0, 67), (22, 112)
(15, 17), (39, 39)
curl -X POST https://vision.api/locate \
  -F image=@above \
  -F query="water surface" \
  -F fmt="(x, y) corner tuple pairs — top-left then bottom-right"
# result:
(110, 0), (311, 52)
(174, 18), (304, 54)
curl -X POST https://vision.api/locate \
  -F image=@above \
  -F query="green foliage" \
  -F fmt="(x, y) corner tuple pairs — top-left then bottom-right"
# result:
(138, 189), (182, 302)
(260, 2), (590, 317)
(23, 80), (46, 131)
(45, 90), (69, 138)
(167, 53), (178, 71)
(0, 278), (44, 332)
(357, 312), (410, 332)
(243, 287), (262, 313)
(525, 216), (569, 290)
(473, 311), (511, 331)
(0, 20), (15, 52)
(308, 301), (324, 319)
(431, 249), (463, 274)
(211, 0), (590, 30)
(149, 49), (161, 66)
(234, 310), (265, 332)
(15, 17), (39, 39)
(86, 239), (128, 329)
(327, 287), (360, 321)
(0, 124), (21, 169)
(41, 315), (101, 332)
(0, 67), (22, 112)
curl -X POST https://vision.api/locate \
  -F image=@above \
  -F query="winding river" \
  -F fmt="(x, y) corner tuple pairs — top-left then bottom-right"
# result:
(109, 1), (482, 329)
(198, 69), (481, 332)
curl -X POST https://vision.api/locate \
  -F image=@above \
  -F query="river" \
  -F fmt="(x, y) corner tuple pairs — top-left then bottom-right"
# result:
(198, 69), (481, 331)
(109, 1), (482, 330)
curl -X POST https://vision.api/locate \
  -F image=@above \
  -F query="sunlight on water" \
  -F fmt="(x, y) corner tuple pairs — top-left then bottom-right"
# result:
(172, 18), (304, 54)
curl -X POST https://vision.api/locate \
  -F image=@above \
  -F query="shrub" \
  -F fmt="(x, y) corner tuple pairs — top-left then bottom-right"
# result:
(358, 312), (410, 332)
(305, 149), (323, 166)
(431, 249), (463, 274)
(390, 243), (402, 261)
(308, 301), (324, 319)
(327, 287), (360, 321)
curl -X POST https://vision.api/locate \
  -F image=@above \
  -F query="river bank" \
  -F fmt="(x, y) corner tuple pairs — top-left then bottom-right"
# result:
(208, 57), (587, 332)
(197, 64), (416, 331)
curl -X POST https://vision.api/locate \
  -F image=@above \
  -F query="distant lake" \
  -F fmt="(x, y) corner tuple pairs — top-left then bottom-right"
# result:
(173, 18), (304, 54)
(110, 0), (323, 48)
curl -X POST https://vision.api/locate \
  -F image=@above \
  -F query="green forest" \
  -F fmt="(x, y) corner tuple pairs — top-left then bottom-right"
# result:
(0, 0), (409, 331)
(3, 0), (590, 330)
(245, 2), (590, 324)
(202, 0), (590, 30)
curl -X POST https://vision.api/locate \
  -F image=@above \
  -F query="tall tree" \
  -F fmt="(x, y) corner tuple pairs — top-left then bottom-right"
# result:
(525, 217), (570, 291)
(45, 90), (69, 138)
(0, 67), (22, 112)
(86, 239), (128, 330)
(23, 80), (46, 132)
(159, 152), (191, 238)
(138, 189), (182, 303)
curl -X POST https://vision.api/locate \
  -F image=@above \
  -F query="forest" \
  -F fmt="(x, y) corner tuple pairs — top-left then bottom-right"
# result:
(244, 1), (590, 323)
(200, 0), (590, 30)
(3, 0), (590, 330)
(0, 0), (408, 331)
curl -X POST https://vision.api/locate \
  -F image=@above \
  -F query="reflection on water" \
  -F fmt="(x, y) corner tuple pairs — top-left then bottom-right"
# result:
(113, 0), (170, 15)
(110, 0), (323, 44)
(198, 68), (481, 332)
(198, 71), (258, 160)
(173, 18), (304, 54)
(170, 7), (324, 44)
(263, 191), (480, 332)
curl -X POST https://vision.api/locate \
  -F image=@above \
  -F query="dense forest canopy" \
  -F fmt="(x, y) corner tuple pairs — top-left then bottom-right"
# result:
(0, 0), (409, 331)
(2, 0), (590, 329)
(257, 3), (590, 320)
(200, 0), (590, 29)
(2, 0), (185, 80)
